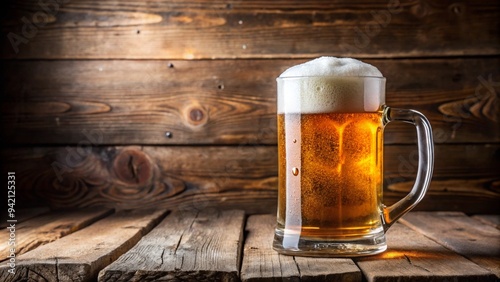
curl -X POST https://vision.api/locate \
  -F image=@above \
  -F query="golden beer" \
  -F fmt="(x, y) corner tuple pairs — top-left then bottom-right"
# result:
(277, 111), (384, 239)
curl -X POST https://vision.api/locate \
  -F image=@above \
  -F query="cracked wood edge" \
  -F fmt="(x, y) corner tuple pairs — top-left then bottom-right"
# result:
(471, 214), (500, 230)
(240, 214), (361, 282)
(0, 207), (113, 261)
(98, 209), (245, 282)
(0, 209), (168, 282)
(401, 212), (500, 278)
(0, 207), (50, 228)
(355, 221), (497, 282)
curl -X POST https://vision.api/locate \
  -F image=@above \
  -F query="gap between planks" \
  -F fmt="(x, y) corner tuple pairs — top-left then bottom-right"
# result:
(98, 209), (245, 282)
(242, 214), (498, 282)
(401, 212), (500, 278)
(0, 207), (113, 262)
(1, 209), (498, 282)
(0, 209), (168, 282)
(241, 214), (361, 282)
(0, 207), (50, 229)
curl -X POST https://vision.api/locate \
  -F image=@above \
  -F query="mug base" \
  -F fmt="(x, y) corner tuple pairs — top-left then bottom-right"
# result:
(272, 227), (387, 257)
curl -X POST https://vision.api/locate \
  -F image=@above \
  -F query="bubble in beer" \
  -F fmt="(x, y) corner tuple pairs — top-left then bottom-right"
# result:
(292, 167), (299, 176)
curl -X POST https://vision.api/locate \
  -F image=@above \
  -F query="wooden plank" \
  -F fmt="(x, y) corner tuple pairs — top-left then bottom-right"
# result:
(241, 214), (361, 282)
(3, 144), (500, 214)
(1, 58), (499, 145)
(0, 207), (49, 228)
(401, 212), (500, 278)
(98, 209), (245, 281)
(0, 207), (113, 261)
(5, 146), (278, 214)
(1, 1), (499, 59)
(355, 221), (497, 282)
(472, 215), (500, 230)
(0, 209), (168, 282)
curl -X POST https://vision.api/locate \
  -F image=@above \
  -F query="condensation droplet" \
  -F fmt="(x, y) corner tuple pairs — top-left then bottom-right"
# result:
(293, 139), (297, 143)
(292, 167), (299, 176)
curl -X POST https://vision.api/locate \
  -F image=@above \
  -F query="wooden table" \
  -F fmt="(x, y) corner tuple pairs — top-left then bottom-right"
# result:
(1, 208), (498, 281)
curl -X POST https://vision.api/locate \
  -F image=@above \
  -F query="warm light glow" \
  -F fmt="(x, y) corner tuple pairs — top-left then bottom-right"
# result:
(374, 249), (452, 260)
(182, 48), (196, 59)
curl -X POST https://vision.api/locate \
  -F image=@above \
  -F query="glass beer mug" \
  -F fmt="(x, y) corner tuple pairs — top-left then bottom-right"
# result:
(273, 75), (434, 256)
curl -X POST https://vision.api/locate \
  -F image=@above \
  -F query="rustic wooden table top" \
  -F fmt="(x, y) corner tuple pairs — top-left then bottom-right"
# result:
(0, 208), (498, 281)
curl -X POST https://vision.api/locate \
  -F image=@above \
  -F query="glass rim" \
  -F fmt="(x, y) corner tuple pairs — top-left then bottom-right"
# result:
(276, 75), (386, 80)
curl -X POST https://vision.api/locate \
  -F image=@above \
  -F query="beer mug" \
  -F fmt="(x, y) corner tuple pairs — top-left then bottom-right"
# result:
(273, 76), (434, 256)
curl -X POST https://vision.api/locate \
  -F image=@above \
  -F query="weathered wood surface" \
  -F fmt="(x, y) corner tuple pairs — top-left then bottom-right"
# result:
(0, 209), (168, 282)
(5, 146), (277, 214)
(0, 207), (49, 228)
(4, 144), (500, 214)
(241, 214), (361, 282)
(0, 210), (497, 281)
(2, 0), (499, 59)
(402, 212), (500, 278)
(98, 209), (245, 281)
(1, 58), (499, 145)
(472, 215), (500, 229)
(355, 221), (497, 282)
(0, 207), (113, 261)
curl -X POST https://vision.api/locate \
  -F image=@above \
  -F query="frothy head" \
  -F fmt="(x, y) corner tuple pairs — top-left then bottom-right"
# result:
(277, 57), (385, 114)
(279, 56), (383, 78)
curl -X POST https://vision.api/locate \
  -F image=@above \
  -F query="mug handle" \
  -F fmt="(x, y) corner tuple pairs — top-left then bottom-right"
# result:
(381, 106), (434, 230)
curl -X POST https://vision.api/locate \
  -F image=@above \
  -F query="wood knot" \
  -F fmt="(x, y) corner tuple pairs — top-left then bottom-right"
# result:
(410, 2), (429, 18)
(190, 108), (204, 122)
(113, 148), (153, 186)
(184, 104), (208, 128)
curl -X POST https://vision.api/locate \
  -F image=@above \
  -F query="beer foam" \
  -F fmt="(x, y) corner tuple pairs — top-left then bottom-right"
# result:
(277, 57), (385, 113)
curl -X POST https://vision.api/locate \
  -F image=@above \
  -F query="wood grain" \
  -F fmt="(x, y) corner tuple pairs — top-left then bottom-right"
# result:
(0, 209), (168, 282)
(1, 58), (499, 145)
(3, 144), (499, 214)
(4, 146), (277, 213)
(98, 209), (245, 282)
(401, 212), (500, 278)
(472, 215), (500, 230)
(241, 214), (361, 282)
(355, 222), (497, 282)
(0, 207), (113, 261)
(2, 155), (496, 218)
(1, 0), (499, 59)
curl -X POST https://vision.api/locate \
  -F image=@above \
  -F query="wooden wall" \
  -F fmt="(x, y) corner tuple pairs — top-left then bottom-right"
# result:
(1, 0), (499, 214)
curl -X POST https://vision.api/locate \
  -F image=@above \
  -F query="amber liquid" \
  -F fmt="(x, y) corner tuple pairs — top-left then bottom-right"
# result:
(277, 112), (384, 239)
